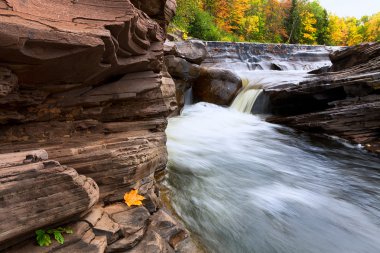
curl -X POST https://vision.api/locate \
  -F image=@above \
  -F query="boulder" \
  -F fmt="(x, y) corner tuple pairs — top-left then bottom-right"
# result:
(164, 55), (200, 81)
(193, 67), (242, 105)
(174, 40), (208, 64)
(0, 150), (99, 249)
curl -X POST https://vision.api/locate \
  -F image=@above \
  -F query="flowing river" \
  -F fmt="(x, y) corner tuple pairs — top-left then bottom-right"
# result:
(165, 74), (380, 252)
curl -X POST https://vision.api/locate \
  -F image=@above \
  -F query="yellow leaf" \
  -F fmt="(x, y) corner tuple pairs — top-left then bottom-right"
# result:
(124, 189), (145, 207)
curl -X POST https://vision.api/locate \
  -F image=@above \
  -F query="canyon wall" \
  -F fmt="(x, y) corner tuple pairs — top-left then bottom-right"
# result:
(0, 1), (196, 252)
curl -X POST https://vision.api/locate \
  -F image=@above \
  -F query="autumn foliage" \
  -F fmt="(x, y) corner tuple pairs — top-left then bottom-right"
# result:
(172, 0), (380, 45)
(124, 189), (145, 207)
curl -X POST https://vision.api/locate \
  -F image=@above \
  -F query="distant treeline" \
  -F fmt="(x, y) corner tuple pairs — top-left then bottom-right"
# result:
(172, 0), (380, 45)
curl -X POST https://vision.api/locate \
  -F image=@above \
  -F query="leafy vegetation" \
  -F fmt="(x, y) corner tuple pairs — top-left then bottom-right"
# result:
(35, 227), (73, 247)
(172, 0), (380, 45)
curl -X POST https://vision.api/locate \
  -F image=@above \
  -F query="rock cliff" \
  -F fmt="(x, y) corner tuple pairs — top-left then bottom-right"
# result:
(0, 0), (197, 252)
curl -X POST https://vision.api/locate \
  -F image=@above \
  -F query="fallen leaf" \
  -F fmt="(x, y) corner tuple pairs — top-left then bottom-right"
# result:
(124, 189), (145, 207)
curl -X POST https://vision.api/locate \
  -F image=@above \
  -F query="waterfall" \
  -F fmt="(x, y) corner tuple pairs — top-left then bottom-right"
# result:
(184, 87), (193, 105)
(230, 78), (263, 113)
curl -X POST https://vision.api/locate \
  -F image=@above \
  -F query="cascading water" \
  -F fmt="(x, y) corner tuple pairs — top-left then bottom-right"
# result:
(165, 43), (380, 253)
(230, 79), (263, 113)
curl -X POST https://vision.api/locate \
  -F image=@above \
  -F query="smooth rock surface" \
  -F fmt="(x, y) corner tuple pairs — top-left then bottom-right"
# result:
(164, 55), (200, 81)
(193, 67), (242, 105)
(173, 40), (208, 64)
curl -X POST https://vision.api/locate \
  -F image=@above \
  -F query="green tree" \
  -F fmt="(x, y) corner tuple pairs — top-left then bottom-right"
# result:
(188, 9), (223, 41)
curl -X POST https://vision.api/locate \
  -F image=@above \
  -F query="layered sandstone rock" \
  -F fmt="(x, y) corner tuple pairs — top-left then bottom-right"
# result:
(0, 0), (177, 199)
(6, 204), (192, 253)
(0, 150), (99, 250)
(266, 42), (380, 154)
(0, 0), (182, 251)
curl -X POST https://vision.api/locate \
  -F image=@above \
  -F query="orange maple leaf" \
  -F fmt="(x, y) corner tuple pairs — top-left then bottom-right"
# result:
(124, 189), (145, 207)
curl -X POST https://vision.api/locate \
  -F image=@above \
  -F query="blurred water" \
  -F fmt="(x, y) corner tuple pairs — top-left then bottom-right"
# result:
(165, 102), (380, 253)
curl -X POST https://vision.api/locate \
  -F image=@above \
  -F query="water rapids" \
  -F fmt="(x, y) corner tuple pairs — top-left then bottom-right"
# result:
(165, 102), (380, 253)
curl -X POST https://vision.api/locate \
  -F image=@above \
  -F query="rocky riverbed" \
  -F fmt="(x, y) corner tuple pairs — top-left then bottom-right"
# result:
(0, 2), (379, 251)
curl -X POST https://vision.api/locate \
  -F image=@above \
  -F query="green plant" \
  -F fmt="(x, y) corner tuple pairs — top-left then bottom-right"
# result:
(35, 227), (73, 246)
(188, 9), (223, 41)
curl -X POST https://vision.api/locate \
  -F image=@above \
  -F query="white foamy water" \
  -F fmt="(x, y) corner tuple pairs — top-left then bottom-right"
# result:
(166, 103), (380, 253)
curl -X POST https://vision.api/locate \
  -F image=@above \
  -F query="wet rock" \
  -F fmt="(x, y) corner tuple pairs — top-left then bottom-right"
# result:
(201, 42), (336, 71)
(149, 210), (188, 248)
(193, 67), (242, 105)
(143, 188), (161, 213)
(266, 42), (380, 154)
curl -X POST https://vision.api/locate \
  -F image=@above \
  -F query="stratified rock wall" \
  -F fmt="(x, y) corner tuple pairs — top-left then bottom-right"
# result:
(267, 42), (380, 154)
(0, 0), (177, 201)
(0, 0), (179, 251)
(0, 150), (99, 250)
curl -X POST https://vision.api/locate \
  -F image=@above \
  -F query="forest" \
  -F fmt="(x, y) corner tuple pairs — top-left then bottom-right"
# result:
(172, 0), (380, 45)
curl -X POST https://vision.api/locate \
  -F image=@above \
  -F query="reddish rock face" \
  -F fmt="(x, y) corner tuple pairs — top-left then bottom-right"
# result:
(0, 150), (99, 249)
(0, 0), (178, 250)
(0, 0), (177, 199)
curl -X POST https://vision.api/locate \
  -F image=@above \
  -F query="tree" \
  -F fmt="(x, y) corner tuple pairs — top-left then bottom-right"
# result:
(346, 17), (363, 46)
(365, 13), (380, 42)
(264, 0), (289, 42)
(327, 15), (347, 45)
(300, 10), (317, 44)
(307, 1), (329, 44)
(286, 0), (304, 43)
